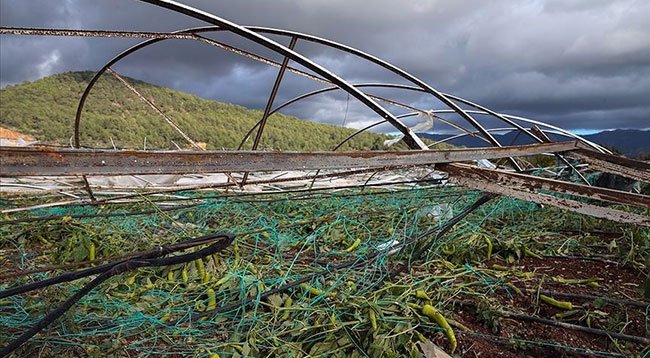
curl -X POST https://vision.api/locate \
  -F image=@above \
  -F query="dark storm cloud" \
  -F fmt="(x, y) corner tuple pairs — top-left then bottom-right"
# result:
(1, 0), (649, 132)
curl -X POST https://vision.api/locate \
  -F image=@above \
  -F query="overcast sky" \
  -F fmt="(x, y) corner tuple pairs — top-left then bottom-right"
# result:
(1, 0), (649, 135)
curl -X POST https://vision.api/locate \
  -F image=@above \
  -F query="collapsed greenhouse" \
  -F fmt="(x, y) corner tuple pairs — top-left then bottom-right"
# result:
(1, 1), (649, 357)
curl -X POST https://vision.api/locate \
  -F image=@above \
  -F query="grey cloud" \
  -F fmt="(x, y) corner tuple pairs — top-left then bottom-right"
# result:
(1, 0), (649, 133)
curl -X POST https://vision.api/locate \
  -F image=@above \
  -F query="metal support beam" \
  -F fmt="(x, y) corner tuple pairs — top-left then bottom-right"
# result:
(250, 36), (298, 151)
(241, 36), (298, 185)
(0, 142), (577, 177)
(443, 163), (650, 227)
(569, 149), (650, 182)
(136, 0), (428, 150)
(442, 163), (650, 209)
(107, 68), (203, 150)
(530, 125), (591, 185)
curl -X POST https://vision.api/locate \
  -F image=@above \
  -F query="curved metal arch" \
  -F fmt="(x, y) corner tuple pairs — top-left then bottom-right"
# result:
(137, 0), (427, 150)
(266, 85), (455, 128)
(74, 26), (222, 148)
(420, 90), (597, 154)
(73, 25), (469, 153)
(77, 3), (601, 162)
(331, 112), (429, 151)
(244, 27), (526, 168)
(233, 29), (608, 158)
(425, 127), (580, 147)
(75, 27), (425, 149)
(329, 108), (610, 159)
(72, 25), (335, 151)
(267, 83), (542, 148)
(234, 86), (477, 151)
(80, 3), (513, 160)
(428, 127), (521, 147)
(264, 83), (607, 153)
(434, 110), (609, 153)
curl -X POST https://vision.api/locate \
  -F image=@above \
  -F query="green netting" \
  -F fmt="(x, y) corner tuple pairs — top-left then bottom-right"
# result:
(0, 183), (647, 357)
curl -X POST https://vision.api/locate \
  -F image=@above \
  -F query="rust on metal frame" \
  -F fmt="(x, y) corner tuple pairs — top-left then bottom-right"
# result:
(2, 27), (605, 158)
(0, 27), (214, 39)
(1, 21), (646, 229)
(569, 148), (650, 182)
(443, 164), (650, 227)
(441, 163), (650, 209)
(0, 141), (577, 177)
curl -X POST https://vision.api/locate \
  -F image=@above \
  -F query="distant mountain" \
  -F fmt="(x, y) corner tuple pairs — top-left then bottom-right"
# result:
(583, 130), (649, 157)
(418, 129), (649, 158)
(0, 71), (392, 151)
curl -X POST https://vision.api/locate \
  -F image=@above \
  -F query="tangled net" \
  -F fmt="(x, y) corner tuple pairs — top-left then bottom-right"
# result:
(1, 174), (648, 357)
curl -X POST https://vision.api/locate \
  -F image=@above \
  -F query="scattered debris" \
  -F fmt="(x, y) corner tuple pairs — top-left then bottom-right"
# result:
(0, 1), (648, 356)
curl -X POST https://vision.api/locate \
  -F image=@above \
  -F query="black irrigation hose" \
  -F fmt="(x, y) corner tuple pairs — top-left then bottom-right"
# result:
(1, 197), (451, 280)
(2, 191), (486, 352)
(455, 331), (627, 358)
(0, 232), (228, 299)
(0, 233), (234, 356)
(502, 311), (650, 345)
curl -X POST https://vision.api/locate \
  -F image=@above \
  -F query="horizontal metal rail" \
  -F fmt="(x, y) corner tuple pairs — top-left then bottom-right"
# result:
(0, 27), (210, 39)
(0, 142), (578, 177)
(443, 163), (650, 227)
(442, 163), (650, 209)
(569, 148), (650, 182)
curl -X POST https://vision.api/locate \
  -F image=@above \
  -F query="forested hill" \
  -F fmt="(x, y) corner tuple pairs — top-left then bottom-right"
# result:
(0, 71), (392, 151)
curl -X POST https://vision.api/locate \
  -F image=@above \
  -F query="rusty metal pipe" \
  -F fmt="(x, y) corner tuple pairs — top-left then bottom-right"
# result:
(0, 142), (578, 177)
